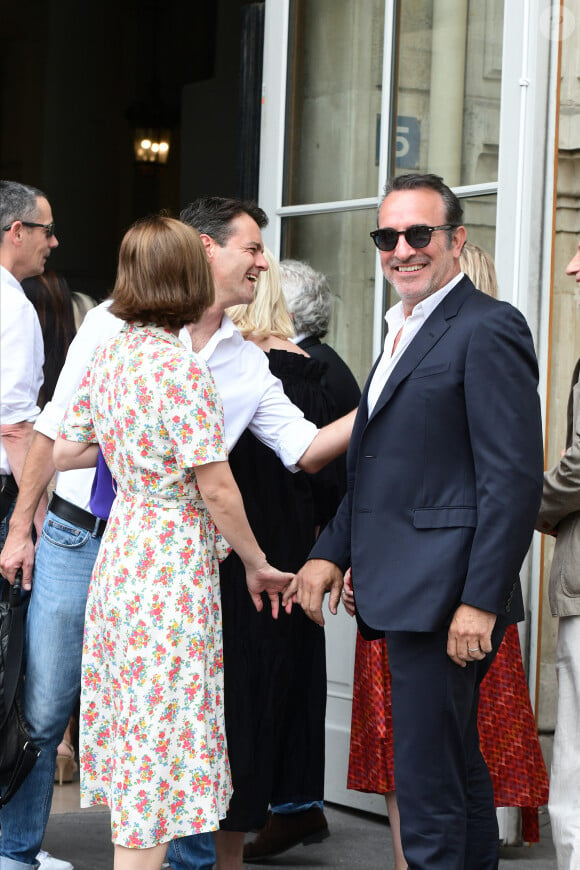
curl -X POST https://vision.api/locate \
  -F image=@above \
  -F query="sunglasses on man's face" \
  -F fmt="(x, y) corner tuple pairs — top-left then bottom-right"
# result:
(2, 220), (56, 238)
(370, 224), (457, 252)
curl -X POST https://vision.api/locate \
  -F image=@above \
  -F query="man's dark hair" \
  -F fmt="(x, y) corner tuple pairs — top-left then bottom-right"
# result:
(0, 180), (47, 233)
(180, 196), (268, 246)
(383, 173), (464, 229)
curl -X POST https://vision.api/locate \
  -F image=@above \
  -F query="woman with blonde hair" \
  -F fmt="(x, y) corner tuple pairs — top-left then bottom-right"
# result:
(212, 249), (338, 868)
(53, 217), (293, 870)
(460, 241), (499, 299)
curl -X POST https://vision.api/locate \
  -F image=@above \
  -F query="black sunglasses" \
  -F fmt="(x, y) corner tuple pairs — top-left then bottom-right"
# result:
(2, 220), (56, 238)
(370, 224), (457, 252)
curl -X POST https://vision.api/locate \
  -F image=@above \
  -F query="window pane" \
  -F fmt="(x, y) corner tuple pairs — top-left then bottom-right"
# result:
(393, 0), (504, 186)
(461, 193), (497, 262)
(281, 210), (379, 383)
(284, 0), (385, 206)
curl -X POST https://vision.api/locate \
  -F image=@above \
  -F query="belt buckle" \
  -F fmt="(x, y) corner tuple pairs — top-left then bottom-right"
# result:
(91, 515), (103, 537)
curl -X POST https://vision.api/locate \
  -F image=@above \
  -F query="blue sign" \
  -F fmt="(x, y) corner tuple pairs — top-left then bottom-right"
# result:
(396, 116), (420, 168)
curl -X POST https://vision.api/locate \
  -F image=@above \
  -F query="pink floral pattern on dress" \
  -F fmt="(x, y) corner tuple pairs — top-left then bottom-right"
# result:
(60, 323), (232, 848)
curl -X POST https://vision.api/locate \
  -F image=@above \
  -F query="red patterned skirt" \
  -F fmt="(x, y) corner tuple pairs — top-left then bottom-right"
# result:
(347, 624), (549, 842)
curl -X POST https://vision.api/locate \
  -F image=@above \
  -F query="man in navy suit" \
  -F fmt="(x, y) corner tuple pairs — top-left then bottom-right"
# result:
(285, 173), (544, 869)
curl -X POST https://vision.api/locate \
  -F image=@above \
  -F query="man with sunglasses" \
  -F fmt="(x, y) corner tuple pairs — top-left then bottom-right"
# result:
(0, 180), (58, 549)
(287, 173), (544, 868)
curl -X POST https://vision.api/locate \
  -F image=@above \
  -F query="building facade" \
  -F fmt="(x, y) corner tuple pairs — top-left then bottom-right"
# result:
(2, 0), (579, 839)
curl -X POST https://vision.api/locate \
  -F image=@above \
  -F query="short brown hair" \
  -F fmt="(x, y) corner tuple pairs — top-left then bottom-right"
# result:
(110, 215), (214, 328)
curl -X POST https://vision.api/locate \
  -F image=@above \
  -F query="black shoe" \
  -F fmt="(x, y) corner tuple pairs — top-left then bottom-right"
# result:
(244, 808), (330, 862)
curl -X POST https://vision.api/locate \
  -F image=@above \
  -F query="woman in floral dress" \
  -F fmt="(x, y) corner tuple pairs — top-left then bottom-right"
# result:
(54, 216), (292, 870)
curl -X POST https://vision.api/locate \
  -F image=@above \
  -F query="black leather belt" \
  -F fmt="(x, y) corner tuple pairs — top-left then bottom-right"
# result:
(48, 493), (107, 537)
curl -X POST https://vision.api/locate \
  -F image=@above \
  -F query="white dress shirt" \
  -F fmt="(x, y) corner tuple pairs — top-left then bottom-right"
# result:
(0, 265), (44, 474)
(37, 302), (318, 510)
(367, 273), (464, 416)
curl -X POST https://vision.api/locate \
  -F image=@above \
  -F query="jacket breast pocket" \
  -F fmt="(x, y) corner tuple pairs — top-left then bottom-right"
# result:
(408, 361), (450, 380)
(413, 506), (477, 529)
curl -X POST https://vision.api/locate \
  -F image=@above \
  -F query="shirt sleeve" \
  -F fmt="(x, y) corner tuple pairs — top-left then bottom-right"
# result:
(0, 292), (44, 425)
(35, 302), (122, 439)
(160, 354), (228, 469)
(58, 367), (97, 443)
(247, 374), (319, 471)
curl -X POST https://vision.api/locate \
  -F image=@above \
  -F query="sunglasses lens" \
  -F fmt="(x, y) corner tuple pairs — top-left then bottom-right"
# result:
(406, 226), (431, 248)
(375, 229), (398, 251)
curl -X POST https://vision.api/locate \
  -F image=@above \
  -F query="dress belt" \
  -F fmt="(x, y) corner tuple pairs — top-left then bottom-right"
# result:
(48, 493), (107, 538)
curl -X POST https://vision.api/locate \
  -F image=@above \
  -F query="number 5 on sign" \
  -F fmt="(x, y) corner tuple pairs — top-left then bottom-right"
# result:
(375, 115), (420, 168)
(396, 116), (420, 169)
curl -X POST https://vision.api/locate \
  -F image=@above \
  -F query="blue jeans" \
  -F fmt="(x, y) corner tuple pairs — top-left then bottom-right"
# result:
(271, 802), (323, 814)
(0, 509), (215, 870)
(166, 834), (214, 870)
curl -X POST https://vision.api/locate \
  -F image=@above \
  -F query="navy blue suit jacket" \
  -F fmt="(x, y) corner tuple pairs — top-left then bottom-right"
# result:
(310, 276), (544, 634)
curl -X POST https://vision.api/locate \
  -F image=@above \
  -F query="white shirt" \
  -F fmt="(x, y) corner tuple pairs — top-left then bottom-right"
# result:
(36, 302), (318, 510)
(367, 273), (464, 415)
(0, 265), (44, 474)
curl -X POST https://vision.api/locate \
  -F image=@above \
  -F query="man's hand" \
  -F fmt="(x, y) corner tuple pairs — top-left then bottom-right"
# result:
(282, 558), (344, 626)
(0, 522), (36, 589)
(447, 603), (496, 667)
(245, 564), (295, 619)
(341, 567), (355, 617)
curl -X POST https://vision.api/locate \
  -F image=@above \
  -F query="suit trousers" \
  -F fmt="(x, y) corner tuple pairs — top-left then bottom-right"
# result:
(549, 615), (580, 869)
(385, 621), (506, 870)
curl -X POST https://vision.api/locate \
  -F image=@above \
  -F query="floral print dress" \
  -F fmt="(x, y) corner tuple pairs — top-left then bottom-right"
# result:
(60, 323), (232, 848)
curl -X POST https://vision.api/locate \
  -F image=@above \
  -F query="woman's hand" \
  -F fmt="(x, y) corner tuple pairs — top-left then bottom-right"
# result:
(245, 562), (295, 619)
(341, 567), (355, 617)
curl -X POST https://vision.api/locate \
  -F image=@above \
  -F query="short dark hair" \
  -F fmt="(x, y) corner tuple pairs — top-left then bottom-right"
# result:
(110, 215), (214, 329)
(382, 173), (464, 228)
(0, 180), (47, 233)
(180, 196), (268, 245)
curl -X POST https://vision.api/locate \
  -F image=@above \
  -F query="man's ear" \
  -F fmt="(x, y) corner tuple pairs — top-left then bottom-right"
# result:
(199, 233), (215, 259)
(452, 225), (467, 256)
(3, 221), (23, 246)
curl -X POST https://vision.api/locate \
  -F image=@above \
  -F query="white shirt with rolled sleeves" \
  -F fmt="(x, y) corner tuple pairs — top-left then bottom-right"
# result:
(0, 264), (44, 475)
(36, 301), (318, 511)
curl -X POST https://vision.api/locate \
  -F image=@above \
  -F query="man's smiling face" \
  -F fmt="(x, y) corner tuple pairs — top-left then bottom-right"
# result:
(377, 188), (465, 316)
(209, 212), (268, 309)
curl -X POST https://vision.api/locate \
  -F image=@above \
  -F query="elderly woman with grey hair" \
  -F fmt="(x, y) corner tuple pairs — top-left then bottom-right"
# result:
(280, 260), (361, 421)
(278, 259), (333, 340)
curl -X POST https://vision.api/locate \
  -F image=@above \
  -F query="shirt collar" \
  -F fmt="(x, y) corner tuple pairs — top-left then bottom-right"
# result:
(197, 313), (242, 361)
(0, 264), (24, 293)
(385, 271), (464, 330)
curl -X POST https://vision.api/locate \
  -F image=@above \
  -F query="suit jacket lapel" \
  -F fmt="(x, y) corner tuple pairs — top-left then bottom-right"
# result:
(368, 277), (473, 422)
